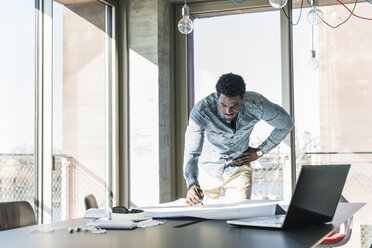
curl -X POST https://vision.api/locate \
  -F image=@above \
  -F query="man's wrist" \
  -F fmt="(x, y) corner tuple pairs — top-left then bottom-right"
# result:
(187, 183), (200, 191)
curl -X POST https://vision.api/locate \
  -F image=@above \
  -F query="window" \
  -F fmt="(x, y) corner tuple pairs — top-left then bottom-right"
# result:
(192, 10), (289, 200)
(176, 1), (294, 201)
(293, 3), (372, 247)
(0, 0), (116, 223)
(0, 0), (36, 212)
(52, 0), (115, 220)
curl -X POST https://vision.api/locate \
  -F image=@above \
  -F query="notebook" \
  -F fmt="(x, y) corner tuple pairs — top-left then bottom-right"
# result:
(227, 164), (350, 229)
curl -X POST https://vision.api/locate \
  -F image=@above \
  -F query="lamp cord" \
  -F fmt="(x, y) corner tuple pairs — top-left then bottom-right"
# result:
(312, 24), (315, 51)
(232, 0), (248, 3)
(282, 0), (304, 26)
(319, 0), (358, 29)
(306, 0), (371, 28)
(335, 0), (372, 20)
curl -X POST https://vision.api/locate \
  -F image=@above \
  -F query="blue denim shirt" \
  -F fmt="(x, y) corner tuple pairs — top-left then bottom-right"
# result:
(183, 91), (294, 189)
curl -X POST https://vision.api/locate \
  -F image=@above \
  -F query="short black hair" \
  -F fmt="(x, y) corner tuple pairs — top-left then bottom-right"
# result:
(216, 73), (246, 99)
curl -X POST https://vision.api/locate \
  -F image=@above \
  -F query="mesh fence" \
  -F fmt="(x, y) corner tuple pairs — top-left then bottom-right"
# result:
(52, 155), (69, 222)
(0, 154), (69, 222)
(361, 225), (372, 248)
(251, 153), (286, 200)
(0, 154), (35, 207)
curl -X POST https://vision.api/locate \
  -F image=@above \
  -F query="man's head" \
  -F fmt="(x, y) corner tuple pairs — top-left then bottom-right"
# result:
(216, 73), (246, 120)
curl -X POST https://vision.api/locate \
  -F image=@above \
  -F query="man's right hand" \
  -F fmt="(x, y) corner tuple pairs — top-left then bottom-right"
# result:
(186, 185), (204, 206)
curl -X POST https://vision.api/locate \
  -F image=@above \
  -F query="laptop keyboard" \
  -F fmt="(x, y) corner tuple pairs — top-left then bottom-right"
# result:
(258, 215), (285, 225)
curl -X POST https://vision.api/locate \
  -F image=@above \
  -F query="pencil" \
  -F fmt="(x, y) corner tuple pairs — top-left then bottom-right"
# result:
(195, 188), (204, 208)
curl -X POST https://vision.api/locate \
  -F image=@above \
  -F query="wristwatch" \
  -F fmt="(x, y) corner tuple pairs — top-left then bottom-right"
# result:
(256, 149), (264, 158)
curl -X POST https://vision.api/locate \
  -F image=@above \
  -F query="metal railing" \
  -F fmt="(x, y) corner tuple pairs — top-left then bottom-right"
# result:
(0, 153), (70, 222)
(251, 152), (288, 200)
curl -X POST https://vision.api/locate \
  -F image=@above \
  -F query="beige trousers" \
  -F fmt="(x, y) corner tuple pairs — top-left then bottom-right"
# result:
(199, 165), (252, 200)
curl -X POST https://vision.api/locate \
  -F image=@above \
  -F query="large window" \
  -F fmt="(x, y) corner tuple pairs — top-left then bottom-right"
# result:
(293, 3), (372, 247)
(0, 0), (36, 212)
(188, 7), (292, 201)
(52, 0), (115, 220)
(0, 0), (116, 223)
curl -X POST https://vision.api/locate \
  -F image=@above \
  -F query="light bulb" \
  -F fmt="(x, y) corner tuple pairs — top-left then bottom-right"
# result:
(178, 4), (194, 34)
(308, 50), (319, 70)
(307, 7), (324, 25)
(269, 0), (288, 8)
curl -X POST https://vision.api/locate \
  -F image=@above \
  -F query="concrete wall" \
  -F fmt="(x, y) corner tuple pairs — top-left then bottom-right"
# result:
(128, 0), (174, 205)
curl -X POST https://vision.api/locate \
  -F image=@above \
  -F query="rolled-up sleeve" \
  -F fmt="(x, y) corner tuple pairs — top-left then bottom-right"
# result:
(183, 109), (205, 189)
(257, 95), (294, 154)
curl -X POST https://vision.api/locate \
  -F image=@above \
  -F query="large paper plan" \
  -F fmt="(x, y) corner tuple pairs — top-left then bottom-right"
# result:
(139, 199), (281, 220)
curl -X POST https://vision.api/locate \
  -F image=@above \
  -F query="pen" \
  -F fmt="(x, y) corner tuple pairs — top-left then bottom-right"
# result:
(195, 187), (204, 208)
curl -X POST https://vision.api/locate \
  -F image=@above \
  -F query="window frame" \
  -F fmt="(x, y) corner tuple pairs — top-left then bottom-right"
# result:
(34, 0), (120, 223)
(173, 0), (296, 200)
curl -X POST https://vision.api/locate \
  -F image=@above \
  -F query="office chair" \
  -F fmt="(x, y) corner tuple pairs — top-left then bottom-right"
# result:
(0, 201), (37, 231)
(318, 195), (353, 247)
(84, 194), (99, 210)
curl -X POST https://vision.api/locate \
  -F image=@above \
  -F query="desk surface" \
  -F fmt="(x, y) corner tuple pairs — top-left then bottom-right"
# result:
(0, 203), (364, 248)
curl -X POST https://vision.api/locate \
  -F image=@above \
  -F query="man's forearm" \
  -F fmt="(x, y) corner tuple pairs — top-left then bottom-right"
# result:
(184, 157), (200, 189)
(183, 120), (205, 189)
(258, 125), (294, 154)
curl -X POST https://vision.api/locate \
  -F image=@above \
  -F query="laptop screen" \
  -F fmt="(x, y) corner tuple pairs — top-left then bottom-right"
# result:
(283, 164), (350, 229)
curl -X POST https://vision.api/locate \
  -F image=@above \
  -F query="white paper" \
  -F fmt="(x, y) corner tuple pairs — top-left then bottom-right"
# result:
(139, 199), (280, 220)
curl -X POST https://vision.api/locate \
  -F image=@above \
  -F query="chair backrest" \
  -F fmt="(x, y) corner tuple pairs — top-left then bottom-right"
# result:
(318, 195), (352, 247)
(84, 194), (98, 210)
(0, 201), (37, 231)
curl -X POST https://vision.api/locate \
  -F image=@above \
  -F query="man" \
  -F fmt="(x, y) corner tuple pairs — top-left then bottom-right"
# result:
(183, 73), (294, 206)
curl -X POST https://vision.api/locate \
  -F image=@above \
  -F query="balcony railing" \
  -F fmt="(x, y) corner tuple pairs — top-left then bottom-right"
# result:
(0, 153), (69, 221)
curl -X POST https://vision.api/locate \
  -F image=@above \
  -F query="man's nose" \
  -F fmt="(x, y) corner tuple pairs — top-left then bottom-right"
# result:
(226, 107), (233, 114)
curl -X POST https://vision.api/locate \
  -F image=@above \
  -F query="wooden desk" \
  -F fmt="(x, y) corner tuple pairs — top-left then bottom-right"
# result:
(0, 203), (364, 248)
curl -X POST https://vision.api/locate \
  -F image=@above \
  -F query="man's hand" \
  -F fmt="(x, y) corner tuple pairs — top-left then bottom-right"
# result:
(186, 185), (204, 206)
(232, 147), (261, 165)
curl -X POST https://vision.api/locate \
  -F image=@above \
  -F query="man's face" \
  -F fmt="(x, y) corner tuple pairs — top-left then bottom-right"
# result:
(218, 94), (243, 120)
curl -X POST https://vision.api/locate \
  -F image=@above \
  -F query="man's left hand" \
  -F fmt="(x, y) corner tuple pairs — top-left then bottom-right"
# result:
(232, 147), (261, 165)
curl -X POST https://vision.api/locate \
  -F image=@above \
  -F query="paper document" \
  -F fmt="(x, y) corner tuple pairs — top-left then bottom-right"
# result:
(139, 199), (281, 220)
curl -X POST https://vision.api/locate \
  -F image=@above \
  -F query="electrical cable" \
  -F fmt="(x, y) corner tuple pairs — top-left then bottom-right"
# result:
(335, 0), (372, 20)
(232, 0), (248, 3)
(323, 0), (358, 28)
(305, 0), (359, 29)
(282, 0), (304, 25)
(312, 24), (315, 50)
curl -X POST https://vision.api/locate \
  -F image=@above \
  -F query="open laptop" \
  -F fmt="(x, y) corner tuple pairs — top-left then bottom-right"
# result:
(227, 164), (350, 229)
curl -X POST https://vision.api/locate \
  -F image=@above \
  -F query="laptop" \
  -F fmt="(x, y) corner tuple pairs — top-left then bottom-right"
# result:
(227, 164), (350, 229)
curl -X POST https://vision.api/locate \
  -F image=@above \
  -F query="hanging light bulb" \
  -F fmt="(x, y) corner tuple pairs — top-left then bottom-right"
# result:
(308, 50), (319, 70)
(178, 4), (194, 35)
(307, 7), (324, 25)
(269, 0), (288, 9)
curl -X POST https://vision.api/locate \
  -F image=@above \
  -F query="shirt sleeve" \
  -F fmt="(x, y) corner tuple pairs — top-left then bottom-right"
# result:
(183, 108), (205, 190)
(257, 95), (294, 154)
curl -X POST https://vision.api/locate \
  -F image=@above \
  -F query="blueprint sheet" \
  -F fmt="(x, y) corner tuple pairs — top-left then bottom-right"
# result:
(139, 198), (283, 220)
